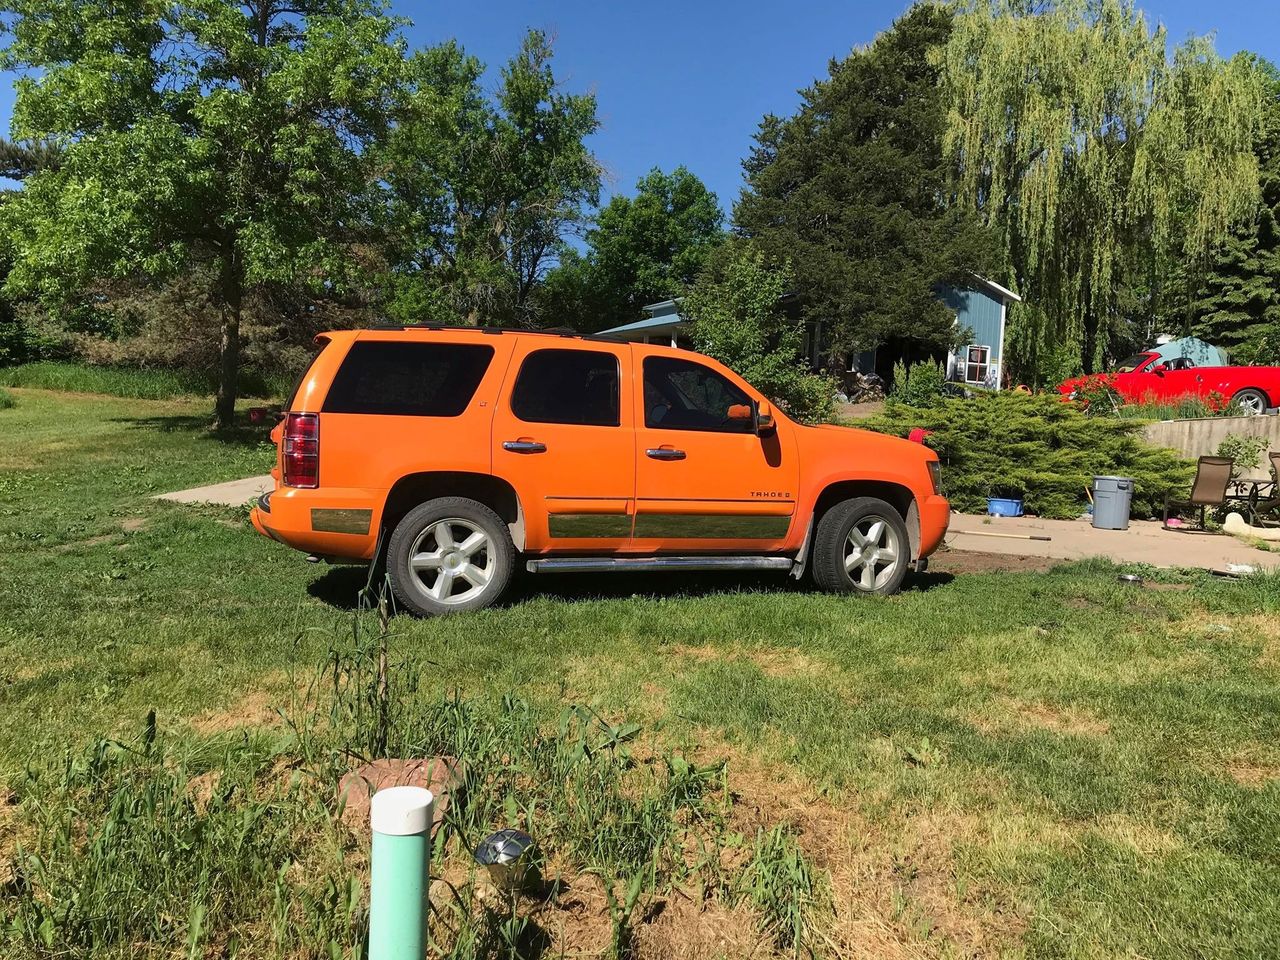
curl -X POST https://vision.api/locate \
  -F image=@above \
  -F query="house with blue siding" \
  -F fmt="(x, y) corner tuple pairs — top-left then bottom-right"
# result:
(596, 275), (1021, 389)
(938, 276), (1021, 390)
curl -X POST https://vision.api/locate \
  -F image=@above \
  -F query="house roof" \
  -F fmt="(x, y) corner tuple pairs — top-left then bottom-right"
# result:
(595, 314), (686, 339)
(642, 298), (682, 316)
(968, 274), (1021, 304)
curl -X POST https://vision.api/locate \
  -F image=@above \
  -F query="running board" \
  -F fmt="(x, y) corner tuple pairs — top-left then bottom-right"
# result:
(525, 556), (795, 574)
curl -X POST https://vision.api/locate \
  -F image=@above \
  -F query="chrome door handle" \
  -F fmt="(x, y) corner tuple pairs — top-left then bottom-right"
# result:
(503, 440), (547, 454)
(646, 447), (686, 461)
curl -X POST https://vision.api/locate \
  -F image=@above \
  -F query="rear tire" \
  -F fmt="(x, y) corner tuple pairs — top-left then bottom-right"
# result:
(811, 497), (910, 596)
(387, 497), (514, 616)
(1231, 388), (1269, 416)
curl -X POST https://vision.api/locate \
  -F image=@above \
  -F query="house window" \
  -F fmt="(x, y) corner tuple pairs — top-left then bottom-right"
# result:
(964, 345), (990, 385)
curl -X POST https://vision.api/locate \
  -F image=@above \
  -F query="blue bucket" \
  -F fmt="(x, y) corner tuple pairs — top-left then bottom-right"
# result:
(987, 497), (1024, 517)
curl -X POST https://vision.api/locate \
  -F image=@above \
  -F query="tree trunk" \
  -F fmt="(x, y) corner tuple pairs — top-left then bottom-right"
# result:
(214, 255), (244, 430)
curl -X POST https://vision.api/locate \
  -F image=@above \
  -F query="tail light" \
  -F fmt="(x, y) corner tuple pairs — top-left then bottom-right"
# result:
(282, 413), (319, 488)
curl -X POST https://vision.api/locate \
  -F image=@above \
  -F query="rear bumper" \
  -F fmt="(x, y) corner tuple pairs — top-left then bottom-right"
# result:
(918, 494), (950, 558)
(250, 485), (382, 561)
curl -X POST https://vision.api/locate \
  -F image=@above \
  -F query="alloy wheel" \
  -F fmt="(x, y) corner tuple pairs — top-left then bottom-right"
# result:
(844, 515), (903, 591)
(1237, 392), (1267, 416)
(407, 518), (495, 605)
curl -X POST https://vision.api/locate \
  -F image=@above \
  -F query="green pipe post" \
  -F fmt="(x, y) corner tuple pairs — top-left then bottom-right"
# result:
(369, 785), (435, 960)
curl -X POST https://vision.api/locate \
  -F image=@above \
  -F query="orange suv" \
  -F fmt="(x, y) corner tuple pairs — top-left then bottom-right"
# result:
(251, 327), (950, 615)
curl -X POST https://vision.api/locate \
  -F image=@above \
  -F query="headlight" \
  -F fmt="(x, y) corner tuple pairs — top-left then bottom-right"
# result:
(927, 460), (942, 494)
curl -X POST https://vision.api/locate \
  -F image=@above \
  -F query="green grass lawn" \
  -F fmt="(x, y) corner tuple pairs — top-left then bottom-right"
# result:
(1, 387), (1278, 959)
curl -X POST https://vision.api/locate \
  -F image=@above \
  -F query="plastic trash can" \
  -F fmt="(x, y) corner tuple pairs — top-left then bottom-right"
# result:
(1092, 476), (1134, 530)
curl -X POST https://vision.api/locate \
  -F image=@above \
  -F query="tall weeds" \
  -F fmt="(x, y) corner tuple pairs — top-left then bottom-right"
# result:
(3, 601), (831, 959)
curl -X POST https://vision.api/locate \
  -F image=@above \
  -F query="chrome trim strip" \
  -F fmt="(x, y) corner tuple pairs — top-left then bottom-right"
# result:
(526, 556), (794, 574)
(633, 513), (791, 539)
(548, 513), (633, 538)
(310, 508), (373, 535)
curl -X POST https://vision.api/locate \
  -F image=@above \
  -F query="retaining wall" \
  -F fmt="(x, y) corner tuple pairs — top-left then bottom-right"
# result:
(1142, 415), (1280, 479)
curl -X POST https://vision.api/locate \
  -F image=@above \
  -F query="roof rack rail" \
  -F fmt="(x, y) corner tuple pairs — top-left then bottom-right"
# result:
(358, 322), (623, 344)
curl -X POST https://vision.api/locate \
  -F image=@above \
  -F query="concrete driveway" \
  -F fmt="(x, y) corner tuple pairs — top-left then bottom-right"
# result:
(947, 513), (1278, 571)
(156, 474), (273, 506)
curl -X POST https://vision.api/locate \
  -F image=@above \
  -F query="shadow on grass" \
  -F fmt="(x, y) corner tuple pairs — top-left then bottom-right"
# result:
(306, 563), (955, 612)
(111, 414), (274, 448)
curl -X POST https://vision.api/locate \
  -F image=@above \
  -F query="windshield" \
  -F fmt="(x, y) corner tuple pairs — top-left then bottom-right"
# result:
(1113, 353), (1152, 373)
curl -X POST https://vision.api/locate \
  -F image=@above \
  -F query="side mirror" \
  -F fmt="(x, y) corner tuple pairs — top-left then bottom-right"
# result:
(1153, 365), (1167, 376)
(755, 400), (775, 435)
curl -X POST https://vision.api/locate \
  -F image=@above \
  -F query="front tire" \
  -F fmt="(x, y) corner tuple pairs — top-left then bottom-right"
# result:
(1231, 388), (1270, 416)
(811, 497), (910, 596)
(387, 497), (514, 616)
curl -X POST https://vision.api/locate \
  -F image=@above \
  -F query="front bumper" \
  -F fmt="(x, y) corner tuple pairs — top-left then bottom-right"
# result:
(918, 494), (951, 558)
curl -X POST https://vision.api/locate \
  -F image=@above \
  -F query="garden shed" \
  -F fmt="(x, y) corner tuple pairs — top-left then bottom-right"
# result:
(938, 276), (1021, 390)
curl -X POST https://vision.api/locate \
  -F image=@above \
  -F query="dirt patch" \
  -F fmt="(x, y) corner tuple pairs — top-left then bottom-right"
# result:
(0, 788), (24, 890)
(975, 697), (1111, 737)
(697, 739), (1024, 958)
(928, 549), (1059, 576)
(51, 533), (117, 553)
(186, 770), (222, 812)
(1174, 614), (1280, 668)
(121, 517), (148, 533)
(668, 644), (829, 680)
(1225, 760), (1280, 788)
(190, 689), (282, 734)
(634, 895), (767, 959)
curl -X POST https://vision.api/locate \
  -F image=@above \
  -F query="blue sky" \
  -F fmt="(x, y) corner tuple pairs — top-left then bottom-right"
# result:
(2, 1), (1276, 217)
(395, 0), (1278, 215)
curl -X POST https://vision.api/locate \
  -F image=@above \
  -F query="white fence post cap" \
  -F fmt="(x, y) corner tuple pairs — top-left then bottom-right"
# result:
(371, 785), (435, 836)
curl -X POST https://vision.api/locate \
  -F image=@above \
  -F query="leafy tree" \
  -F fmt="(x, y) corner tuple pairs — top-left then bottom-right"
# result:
(938, 0), (1263, 375)
(734, 3), (1001, 367)
(377, 32), (600, 328)
(1190, 59), (1280, 364)
(0, 138), (61, 363)
(1, 0), (405, 426)
(685, 242), (836, 422)
(541, 166), (724, 331)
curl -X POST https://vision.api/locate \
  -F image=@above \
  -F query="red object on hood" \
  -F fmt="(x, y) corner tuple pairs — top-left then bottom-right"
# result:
(908, 428), (932, 444)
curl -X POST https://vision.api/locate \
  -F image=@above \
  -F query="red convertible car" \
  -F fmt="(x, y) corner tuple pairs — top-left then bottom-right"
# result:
(1060, 352), (1280, 415)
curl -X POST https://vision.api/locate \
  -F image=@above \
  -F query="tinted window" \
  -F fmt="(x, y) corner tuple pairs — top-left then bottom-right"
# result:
(511, 349), (620, 426)
(323, 341), (494, 417)
(644, 356), (753, 433)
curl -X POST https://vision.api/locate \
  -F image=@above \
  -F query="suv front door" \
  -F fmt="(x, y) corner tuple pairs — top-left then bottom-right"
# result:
(492, 341), (635, 552)
(633, 353), (799, 553)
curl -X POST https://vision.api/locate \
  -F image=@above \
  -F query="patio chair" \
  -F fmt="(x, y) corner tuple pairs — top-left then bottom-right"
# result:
(1164, 456), (1233, 530)
(1246, 451), (1280, 527)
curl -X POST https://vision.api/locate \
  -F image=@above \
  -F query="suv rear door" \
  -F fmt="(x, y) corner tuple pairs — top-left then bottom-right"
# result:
(491, 340), (635, 552)
(633, 352), (799, 553)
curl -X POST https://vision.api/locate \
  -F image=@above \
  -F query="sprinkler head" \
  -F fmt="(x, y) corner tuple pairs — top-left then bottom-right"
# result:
(474, 828), (535, 892)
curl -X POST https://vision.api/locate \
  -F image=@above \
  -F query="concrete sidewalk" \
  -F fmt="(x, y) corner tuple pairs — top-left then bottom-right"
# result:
(156, 474), (273, 506)
(947, 513), (1278, 571)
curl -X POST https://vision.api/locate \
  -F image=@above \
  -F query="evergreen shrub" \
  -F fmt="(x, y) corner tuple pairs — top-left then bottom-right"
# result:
(864, 392), (1193, 519)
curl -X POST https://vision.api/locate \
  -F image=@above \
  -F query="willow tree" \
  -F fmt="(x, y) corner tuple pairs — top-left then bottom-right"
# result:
(937, 0), (1263, 377)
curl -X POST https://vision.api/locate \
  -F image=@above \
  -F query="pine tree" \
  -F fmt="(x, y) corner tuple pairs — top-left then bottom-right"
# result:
(1191, 59), (1280, 364)
(734, 4), (1001, 367)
